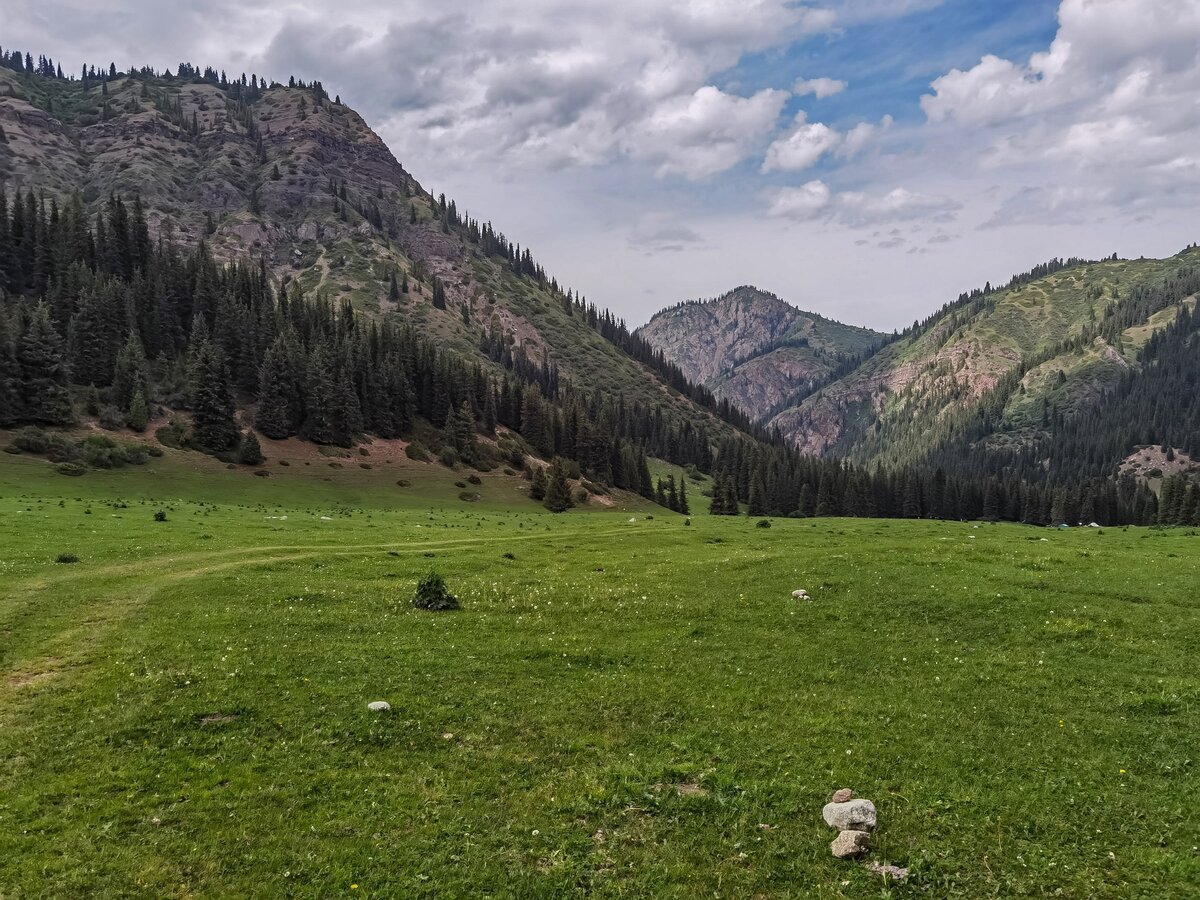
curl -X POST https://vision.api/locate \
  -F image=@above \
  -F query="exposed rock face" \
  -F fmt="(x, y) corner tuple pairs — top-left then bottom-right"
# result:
(636, 286), (884, 422)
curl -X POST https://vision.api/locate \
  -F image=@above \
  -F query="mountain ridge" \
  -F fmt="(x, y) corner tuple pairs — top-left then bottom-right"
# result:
(636, 285), (885, 422)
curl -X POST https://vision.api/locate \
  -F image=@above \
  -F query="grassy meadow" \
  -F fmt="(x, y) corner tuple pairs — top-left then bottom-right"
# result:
(0, 451), (1197, 898)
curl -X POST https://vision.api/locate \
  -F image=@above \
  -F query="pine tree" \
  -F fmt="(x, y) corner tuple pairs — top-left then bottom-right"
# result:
(544, 459), (574, 513)
(255, 343), (293, 439)
(237, 430), (265, 465)
(0, 308), (22, 425)
(447, 400), (476, 459)
(678, 479), (690, 515)
(301, 345), (336, 444)
(112, 332), (150, 412)
(529, 464), (547, 501)
(126, 387), (149, 431)
(191, 343), (239, 451)
(17, 302), (73, 425)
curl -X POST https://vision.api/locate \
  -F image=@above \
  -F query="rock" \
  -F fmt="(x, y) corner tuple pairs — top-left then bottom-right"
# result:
(791, 589), (810, 600)
(831, 788), (854, 803)
(831, 829), (871, 859)
(823, 798), (877, 832)
(866, 862), (908, 881)
(367, 700), (390, 712)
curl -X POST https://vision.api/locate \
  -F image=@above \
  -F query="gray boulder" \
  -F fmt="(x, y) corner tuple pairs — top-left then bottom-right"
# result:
(830, 829), (871, 858)
(823, 798), (877, 832)
(367, 700), (391, 712)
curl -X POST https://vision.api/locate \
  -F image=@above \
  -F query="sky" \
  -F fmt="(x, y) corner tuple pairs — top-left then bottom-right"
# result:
(7, 0), (1200, 330)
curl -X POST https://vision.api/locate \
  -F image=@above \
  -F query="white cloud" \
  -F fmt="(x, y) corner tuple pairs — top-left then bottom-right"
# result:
(793, 77), (846, 99)
(766, 181), (832, 220)
(766, 181), (958, 227)
(762, 112), (841, 172)
(837, 187), (960, 226)
(920, 0), (1200, 226)
(634, 86), (789, 179)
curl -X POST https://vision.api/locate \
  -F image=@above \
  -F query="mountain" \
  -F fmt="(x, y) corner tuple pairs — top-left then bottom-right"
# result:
(766, 250), (1200, 480)
(636, 286), (884, 422)
(0, 59), (755, 451)
(1, 53), (1193, 526)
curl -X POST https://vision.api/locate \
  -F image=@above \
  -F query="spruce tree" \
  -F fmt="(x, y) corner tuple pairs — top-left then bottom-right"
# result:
(237, 430), (265, 465)
(255, 345), (293, 439)
(112, 332), (150, 412)
(17, 302), (73, 425)
(126, 387), (149, 431)
(301, 345), (336, 444)
(530, 464), (547, 501)
(0, 308), (20, 426)
(544, 459), (574, 513)
(191, 344), (238, 452)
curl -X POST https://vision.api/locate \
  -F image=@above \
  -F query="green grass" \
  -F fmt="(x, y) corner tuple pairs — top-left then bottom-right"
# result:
(0, 456), (1197, 898)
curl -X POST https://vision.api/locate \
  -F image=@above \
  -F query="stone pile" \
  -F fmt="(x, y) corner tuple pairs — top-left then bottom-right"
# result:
(822, 789), (876, 859)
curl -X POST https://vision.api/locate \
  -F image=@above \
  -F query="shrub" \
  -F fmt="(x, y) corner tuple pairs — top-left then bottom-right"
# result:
(466, 474), (482, 485)
(154, 510), (168, 522)
(396, 479), (411, 487)
(155, 420), (190, 449)
(54, 461), (87, 477)
(756, 519), (772, 528)
(97, 404), (126, 430)
(254, 469), (271, 477)
(458, 491), (481, 502)
(55, 553), (80, 564)
(359, 462), (372, 469)
(454, 480), (467, 489)
(405, 442), (431, 462)
(412, 571), (459, 611)
(502, 552), (515, 560)
(439, 447), (458, 468)
(237, 431), (265, 465)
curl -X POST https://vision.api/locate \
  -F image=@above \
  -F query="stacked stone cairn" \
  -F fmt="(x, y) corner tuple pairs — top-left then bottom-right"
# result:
(822, 788), (877, 858)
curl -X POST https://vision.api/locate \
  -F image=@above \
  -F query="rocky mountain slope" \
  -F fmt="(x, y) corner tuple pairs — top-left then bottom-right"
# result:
(636, 286), (884, 422)
(767, 249), (1200, 475)
(0, 62), (742, 445)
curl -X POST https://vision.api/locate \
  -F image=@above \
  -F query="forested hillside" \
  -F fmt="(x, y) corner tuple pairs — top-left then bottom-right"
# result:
(0, 48), (1196, 526)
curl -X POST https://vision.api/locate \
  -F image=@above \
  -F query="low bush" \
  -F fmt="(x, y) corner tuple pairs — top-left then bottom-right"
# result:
(405, 442), (431, 462)
(412, 572), (459, 611)
(55, 553), (80, 564)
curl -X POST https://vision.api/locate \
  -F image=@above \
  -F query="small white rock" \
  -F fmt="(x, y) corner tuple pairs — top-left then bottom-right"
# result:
(367, 700), (391, 712)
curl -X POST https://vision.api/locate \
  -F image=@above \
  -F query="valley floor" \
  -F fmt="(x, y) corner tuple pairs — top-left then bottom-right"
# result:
(0, 455), (1196, 898)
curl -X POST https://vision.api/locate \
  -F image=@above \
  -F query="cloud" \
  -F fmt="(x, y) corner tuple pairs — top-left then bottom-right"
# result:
(762, 112), (841, 172)
(919, 0), (1200, 225)
(767, 182), (959, 226)
(765, 180), (832, 220)
(837, 187), (960, 226)
(793, 77), (846, 99)
(762, 111), (890, 172)
(628, 214), (704, 253)
(634, 86), (789, 179)
(240, 0), (832, 180)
